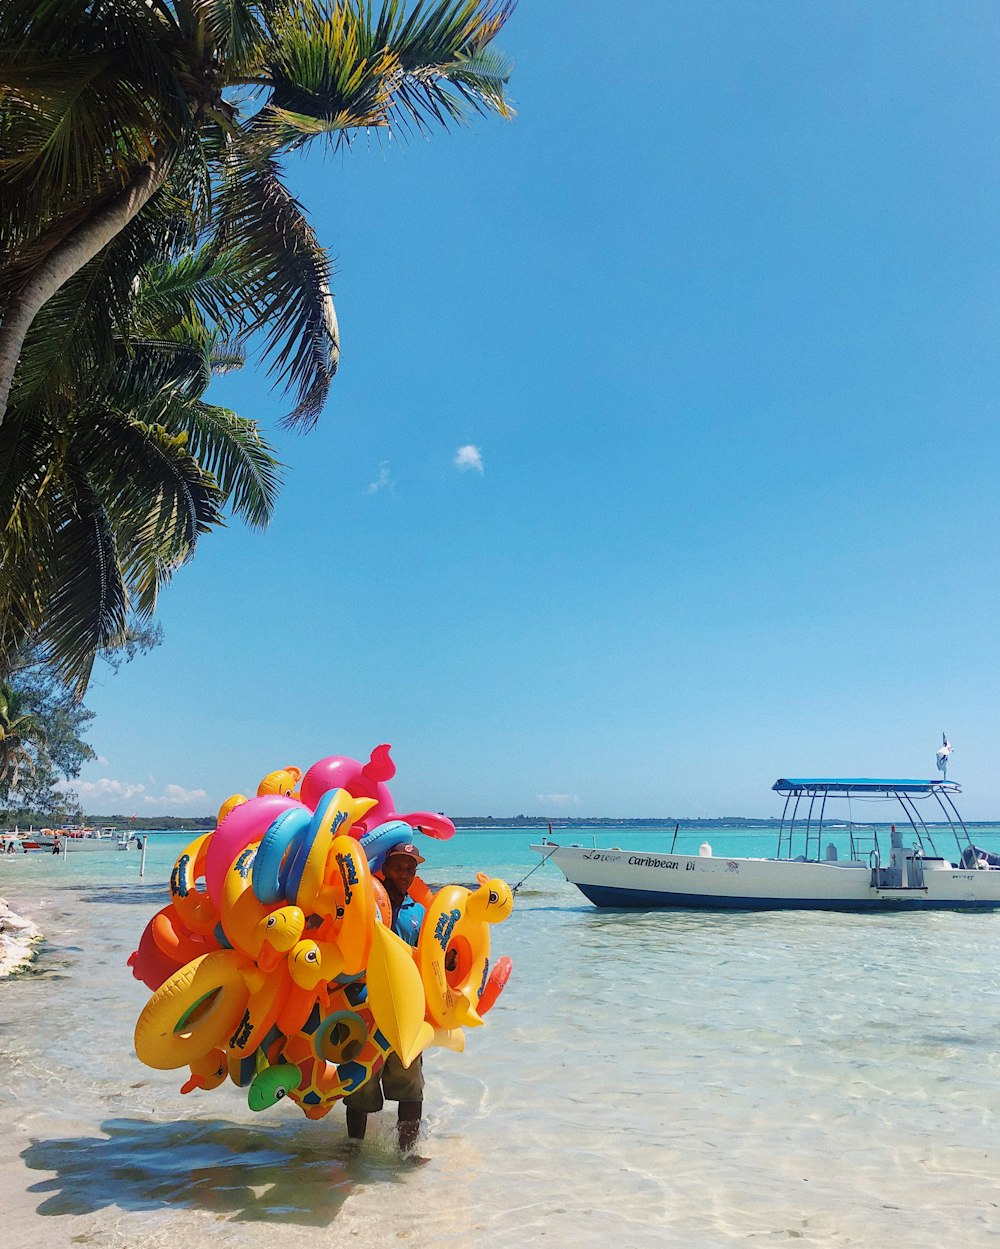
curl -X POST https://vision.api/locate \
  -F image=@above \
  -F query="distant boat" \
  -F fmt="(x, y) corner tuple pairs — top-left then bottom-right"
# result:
(533, 777), (1000, 912)
(14, 829), (56, 851)
(58, 827), (137, 852)
(5, 827), (138, 853)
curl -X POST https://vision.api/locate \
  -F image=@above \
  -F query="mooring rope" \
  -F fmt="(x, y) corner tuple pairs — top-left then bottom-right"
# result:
(511, 843), (558, 894)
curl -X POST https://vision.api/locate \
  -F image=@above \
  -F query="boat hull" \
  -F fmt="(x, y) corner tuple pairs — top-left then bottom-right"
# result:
(533, 845), (1000, 911)
(60, 836), (132, 852)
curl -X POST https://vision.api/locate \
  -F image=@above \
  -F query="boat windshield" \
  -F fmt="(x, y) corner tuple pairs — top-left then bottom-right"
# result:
(770, 778), (971, 863)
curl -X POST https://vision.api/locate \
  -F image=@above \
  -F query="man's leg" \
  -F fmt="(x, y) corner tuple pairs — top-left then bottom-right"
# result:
(396, 1100), (421, 1152)
(344, 1070), (383, 1140)
(346, 1105), (369, 1140)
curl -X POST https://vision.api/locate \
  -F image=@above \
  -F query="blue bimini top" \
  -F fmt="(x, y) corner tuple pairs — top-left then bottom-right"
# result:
(772, 777), (961, 795)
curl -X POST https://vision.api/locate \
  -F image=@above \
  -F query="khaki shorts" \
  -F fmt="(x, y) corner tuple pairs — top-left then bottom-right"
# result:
(344, 1051), (424, 1112)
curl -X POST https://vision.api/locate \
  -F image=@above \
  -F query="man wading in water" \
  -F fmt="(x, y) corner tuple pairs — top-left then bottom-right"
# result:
(345, 842), (428, 1152)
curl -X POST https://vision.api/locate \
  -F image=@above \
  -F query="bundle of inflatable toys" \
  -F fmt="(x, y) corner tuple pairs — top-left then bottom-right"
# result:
(128, 745), (514, 1119)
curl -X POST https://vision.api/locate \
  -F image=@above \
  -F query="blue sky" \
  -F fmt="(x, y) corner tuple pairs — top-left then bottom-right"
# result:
(74, 2), (1000, 820)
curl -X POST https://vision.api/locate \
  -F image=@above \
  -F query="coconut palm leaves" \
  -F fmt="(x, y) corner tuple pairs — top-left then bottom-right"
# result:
(0, 0), (515, 688)
(358, 0), (515, 132)
(0, 0), (193, 276)
(1, 253), (282, 692)
(1, 411), (219, 692)
(1, 0), (516, 425)
(212, 150), (337, 427)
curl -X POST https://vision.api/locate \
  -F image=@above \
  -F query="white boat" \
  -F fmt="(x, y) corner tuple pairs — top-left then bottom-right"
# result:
(57, 826), (140, 852)
(533, 777), (1000, 911)
(2, 826), (142, 855)
(2, 828), (57, 852)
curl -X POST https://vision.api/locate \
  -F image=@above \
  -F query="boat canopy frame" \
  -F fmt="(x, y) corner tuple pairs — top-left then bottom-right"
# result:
(771, 778), (972, 864)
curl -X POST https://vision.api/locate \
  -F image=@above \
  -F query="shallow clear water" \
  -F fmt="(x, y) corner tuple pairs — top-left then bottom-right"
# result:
(2, 826), (1000, 1248)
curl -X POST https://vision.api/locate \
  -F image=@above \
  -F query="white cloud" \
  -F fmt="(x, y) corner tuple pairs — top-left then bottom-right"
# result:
(60, 777), (209, 812)
(367, 461), (395, 494)
(96, 755), (109, 766)
(66, 778), (147, 802)
(453, 444), (484, 473)
(158, 784), (210, 807)
(536, 793), (580, 806)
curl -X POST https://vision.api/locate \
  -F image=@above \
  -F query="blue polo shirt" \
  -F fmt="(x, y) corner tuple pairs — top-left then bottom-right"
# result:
(392, 895), (424, 947)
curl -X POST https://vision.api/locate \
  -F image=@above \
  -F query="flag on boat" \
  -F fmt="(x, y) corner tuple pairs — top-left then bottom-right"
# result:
(936, 734), (953, 776)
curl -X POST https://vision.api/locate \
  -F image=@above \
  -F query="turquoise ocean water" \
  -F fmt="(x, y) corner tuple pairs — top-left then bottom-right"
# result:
(2, 824), (1000, 1248)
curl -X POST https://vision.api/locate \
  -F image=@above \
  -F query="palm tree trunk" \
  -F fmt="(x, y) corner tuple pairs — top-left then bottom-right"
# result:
(0, 158), (171, 428)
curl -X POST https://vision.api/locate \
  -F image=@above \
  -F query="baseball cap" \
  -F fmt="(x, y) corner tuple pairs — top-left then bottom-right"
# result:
(383, 841), (425, 865)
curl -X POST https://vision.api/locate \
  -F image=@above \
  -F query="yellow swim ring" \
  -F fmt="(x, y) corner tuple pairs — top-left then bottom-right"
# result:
(315, 834), (376, 975)
(227, 963), (294, 1060)
(416, 875), (512, 1031)
(292, 789), (376, 913)
(416, 884), (475, 1030)
(134, 950), (251, 1070)
(169, 834), (220, 937)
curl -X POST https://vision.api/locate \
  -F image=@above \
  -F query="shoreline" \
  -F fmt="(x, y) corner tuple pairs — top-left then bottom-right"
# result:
(0, 897), (41, 977)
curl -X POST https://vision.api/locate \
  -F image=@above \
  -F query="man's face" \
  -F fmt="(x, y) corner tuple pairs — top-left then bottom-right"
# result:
(382, 855), (418, 897)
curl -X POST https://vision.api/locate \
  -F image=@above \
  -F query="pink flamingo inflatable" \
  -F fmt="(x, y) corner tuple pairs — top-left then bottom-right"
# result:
(298, 744), (396, 830)
(298, 744), (456, 840)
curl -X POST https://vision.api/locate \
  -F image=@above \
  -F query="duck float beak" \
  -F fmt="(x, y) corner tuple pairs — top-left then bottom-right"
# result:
(255, 906), (306, 972)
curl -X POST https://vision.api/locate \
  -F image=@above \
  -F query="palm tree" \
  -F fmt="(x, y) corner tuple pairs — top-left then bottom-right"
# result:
(0, 0), (516, 426)
(1, 250), (283, 691)
(1, 0), (514, 688)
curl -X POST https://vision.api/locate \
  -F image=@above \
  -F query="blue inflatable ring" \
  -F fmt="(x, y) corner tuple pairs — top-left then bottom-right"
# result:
(252, 807), (313, 904)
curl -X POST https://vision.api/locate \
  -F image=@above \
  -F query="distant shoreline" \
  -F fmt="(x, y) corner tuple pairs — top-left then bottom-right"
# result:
(6, 815), (999, 832)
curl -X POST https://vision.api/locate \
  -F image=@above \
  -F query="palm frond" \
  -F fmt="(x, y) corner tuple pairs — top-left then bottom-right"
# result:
(248, 0), (515, 146)
(0, 0), (193, 260)
(214, 147), (338, 427)
(74, 412), (226, 618)
(197, 0), (268, 75)
(249, 2), (402, 156)
(135, 246), (252, 333)
(439, 45), (514, 115)
(209, 339), (246, 372)
(361, 0), (516, 136)
(38, 452), (130, 694)
(0, 238), (264, 685)
(118, 335), (215, 401)
(169, 399), (282, 527)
